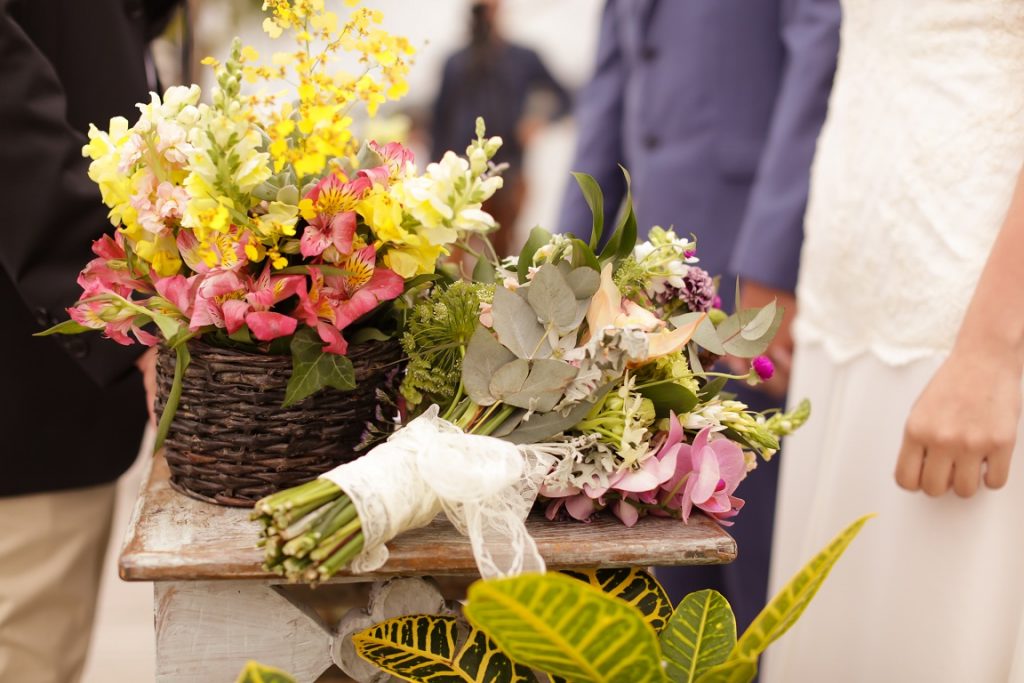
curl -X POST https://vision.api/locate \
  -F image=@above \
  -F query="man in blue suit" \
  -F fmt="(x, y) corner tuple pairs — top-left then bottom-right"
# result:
(559, 0), (840, 631)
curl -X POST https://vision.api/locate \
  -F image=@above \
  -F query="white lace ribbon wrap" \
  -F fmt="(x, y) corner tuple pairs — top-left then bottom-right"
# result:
(320, 406), (554, 578)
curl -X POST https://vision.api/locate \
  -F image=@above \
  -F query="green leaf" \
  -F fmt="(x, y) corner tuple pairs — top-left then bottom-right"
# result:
(571, 172), (605, 251)
(463, 327), (518, 406)
(661, 590), (736, 682)
(234, 661), (297, 683)
(353, 614), (535, 683)
(569, 237), (602, 273)
(465, 573), (666, 683)
(517, 226), (553, 284)
(501, 384), (611, 444)
(348, 326), (393, 345)
(637, 382), (700, 419)
(229, 326), (254, 344)
(283, 327), (356, 407)
(33, 319), (93, 336)
(560, 567), (673, 633)
(598, 167), (637, 265)
(698, 377), (729, 402)
(473, 255), (497, 284)
(528, 264), (578, 331)
(491, 285), (549, 359)
(698, 516), (873, 683)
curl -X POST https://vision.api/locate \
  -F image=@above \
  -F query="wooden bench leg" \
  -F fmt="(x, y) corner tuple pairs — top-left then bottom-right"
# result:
(154, 581), (333, 682)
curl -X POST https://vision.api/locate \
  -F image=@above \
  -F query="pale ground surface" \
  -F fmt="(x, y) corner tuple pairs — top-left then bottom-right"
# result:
(81, 1), (601, 679)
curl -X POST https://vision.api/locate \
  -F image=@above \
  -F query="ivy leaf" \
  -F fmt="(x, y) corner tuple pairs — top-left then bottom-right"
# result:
(283, 327), (356, 407)
(463, 326), (517, 406)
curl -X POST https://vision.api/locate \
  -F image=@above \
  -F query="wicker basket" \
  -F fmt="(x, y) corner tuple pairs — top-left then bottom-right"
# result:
(154, 339), (403, 507)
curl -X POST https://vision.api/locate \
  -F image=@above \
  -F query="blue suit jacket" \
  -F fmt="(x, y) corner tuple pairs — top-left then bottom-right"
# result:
(558, 0), (840, 294)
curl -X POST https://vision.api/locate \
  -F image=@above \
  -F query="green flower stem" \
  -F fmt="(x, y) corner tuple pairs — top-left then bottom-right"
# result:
(310, 498), (357, 540)
(279, 499), (337, 541)
(317, 533), (365, 580)
(441, 380), (466, 422)
(310, 518), (363, 562)
(472, 403), (517, 436)
(154, 343), (190, 453)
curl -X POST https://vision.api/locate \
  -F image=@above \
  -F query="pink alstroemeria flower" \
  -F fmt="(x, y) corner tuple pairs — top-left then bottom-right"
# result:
(78, 232), (148, 298)
(365, 140), (416, 182)
(69, 299), (159, 347)
(176, 228), (249, 274)
(658, 416), (747, 525)
(297, 245), (404, 355)
(189, 267), (304, 341)
(300, 174), (372, 259)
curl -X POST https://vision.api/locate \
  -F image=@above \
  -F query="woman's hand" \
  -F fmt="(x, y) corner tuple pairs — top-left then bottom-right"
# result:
(896, 345), (1021, 497)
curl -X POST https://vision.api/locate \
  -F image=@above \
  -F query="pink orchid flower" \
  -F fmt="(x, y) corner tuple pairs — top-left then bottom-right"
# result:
(297, 244), (404, 355)
(300, 174), (372, 259)
(658, 416), (747, 525)
(189, 267), (304, 341)
(587, 263), (705, 360)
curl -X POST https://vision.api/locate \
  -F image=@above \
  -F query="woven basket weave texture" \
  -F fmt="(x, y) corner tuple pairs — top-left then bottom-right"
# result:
(155, 339), (402, 507)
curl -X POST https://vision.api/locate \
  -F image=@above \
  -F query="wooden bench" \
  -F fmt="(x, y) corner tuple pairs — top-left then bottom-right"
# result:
(120, 453), (737, 682)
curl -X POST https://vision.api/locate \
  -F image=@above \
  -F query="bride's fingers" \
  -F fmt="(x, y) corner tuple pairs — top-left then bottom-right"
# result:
(984, 448), (1013, 490)
(920, 449), (954, 497)
(952, 458), (982, 498)
(895, 436), (925, 491)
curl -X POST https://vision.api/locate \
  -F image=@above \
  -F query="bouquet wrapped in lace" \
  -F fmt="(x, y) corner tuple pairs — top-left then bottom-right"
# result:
(254, 171), (810, 583)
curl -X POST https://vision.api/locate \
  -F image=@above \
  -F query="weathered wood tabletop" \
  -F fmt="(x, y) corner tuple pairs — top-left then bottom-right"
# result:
(120, 453), (737, 582)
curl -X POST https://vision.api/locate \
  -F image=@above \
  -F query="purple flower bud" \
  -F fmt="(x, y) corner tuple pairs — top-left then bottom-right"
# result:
(684, 249), (696, 259)
(752, 355), (775, 381)
(712, 295), (722, 309)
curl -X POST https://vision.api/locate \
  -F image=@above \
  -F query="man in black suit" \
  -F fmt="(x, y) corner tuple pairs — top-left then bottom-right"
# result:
(0, 0), (178, 679)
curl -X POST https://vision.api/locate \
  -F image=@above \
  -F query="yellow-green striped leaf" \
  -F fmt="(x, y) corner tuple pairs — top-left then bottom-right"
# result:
(353, 614), (534, 683)
(696, 515), (873, 683)
(465, 573), (666, 683)
(560, 567), (673, 633)
(660, 589), (736, 682)
(234, 661), (296, 683)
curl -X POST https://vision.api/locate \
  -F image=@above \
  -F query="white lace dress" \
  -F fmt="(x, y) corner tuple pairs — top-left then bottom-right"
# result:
(766, 2), (1024, 680)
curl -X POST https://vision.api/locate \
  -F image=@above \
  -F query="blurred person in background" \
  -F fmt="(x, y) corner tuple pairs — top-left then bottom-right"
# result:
(558, 0), (840, 631)
(431, 0), (571, 257)
(0, 0), (177, 680)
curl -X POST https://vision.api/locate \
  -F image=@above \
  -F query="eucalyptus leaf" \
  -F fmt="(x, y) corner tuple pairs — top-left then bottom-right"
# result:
(688, 341), (705, 376)
(517, 226), (553, 284)
(283, 328), (356, 407)
(571, 172), (605, 251)
(499, 359), (578, 412)
(492, 285), (549, 359)
(463, 326), (517, 406)
(502, 384), (611, 444)
(739, 300), (777, 341)
(716, 307), (784, 358)
(489, 359), (530, 401)
(673, 312), (726, 356)
(528, 264), (578, 331)
(565, 266), (601, 300)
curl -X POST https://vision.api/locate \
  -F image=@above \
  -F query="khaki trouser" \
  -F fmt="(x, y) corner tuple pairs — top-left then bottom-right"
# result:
(0, 483), (116, 683)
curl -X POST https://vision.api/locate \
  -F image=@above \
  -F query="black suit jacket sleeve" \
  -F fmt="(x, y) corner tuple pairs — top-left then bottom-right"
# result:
(0, 0), (145, 386)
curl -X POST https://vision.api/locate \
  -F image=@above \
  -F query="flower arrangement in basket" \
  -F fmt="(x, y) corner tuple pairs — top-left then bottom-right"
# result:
(40, 1), (510, 505)
(254, 169), (811, 584)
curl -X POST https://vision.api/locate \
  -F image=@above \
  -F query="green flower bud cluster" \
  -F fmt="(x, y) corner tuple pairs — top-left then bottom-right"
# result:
(612, 255), (648, 300)
(400, 282), (492, 410)
(634, 350), (700, 396)
(763, 399), (812, 437)
(722, 405), (781, 460)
